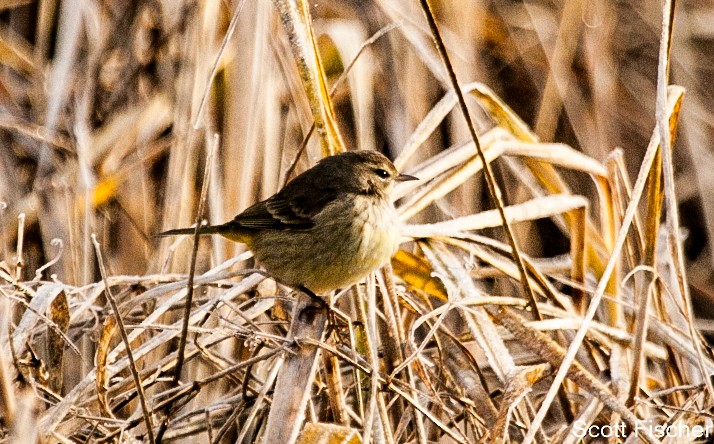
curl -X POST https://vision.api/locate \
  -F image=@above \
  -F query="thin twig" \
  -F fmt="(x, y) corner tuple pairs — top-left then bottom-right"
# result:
(0, 298), (15, 428)
(14, 213), (25, 281)
(91, 234), (155, 444)
(655, 0), (714, 401)
(173, 134), (218, 384)
(417, 0), (540, 319)
(193, 0), (249, 130)
(283, 22), (401, 184)
(519, 88), (675, 444)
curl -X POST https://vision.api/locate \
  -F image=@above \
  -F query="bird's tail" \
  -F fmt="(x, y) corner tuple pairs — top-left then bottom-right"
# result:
(155, 225), (222, 237)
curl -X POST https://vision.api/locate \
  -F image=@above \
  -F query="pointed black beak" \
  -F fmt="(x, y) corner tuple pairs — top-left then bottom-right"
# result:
(396, 174), (419, 182)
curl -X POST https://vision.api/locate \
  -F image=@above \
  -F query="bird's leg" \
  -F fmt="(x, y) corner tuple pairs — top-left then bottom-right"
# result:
(297, 286), (342, 333)
(297, 285), (328, 309)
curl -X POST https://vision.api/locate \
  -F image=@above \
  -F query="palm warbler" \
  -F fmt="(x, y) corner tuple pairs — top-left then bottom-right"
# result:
(157, 151), (417, 293)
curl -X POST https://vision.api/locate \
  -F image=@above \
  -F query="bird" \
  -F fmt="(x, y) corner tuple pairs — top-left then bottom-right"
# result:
(157, 150), (418, 295)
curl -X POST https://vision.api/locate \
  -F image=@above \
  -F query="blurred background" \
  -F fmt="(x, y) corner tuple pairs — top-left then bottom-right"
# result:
(1, 0), (712, 320)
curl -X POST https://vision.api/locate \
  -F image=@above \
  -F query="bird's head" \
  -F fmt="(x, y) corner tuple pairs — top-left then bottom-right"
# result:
(317, 151), (418, 199)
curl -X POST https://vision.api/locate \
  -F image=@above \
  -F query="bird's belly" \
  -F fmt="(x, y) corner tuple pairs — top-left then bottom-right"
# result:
(251, 198), (399, 293)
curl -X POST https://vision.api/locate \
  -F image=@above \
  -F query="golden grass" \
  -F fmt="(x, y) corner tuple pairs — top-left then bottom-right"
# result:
(1, 0), (713, 443)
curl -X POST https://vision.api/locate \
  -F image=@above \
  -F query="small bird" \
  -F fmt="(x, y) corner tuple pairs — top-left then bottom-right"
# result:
(157, 151), (417, 294)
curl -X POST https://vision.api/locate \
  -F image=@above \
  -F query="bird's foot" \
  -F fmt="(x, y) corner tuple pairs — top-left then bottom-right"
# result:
(297, 286), (346, 335)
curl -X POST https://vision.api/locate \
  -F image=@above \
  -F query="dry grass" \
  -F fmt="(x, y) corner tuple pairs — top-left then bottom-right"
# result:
(1, 0), (714, 443)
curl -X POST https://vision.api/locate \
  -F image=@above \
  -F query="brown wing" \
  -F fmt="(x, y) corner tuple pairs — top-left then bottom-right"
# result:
(226, 198), (314, 230)
(225, 169), (341, 231)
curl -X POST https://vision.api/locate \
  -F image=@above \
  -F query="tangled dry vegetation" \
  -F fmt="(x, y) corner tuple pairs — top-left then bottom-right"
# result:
(1, 0), (714, 443)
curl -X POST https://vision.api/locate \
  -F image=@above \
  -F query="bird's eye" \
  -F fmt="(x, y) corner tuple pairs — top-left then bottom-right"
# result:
(374, 169), (390, 179)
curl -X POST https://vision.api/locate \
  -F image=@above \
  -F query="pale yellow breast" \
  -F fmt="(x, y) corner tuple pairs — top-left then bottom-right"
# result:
(351, 195), (400, 272)
(250, 194), (401, 293)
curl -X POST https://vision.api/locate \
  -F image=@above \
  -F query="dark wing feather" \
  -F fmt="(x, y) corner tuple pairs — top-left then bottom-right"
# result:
(226, 171), (341, 231)
(228, 200), (297, 229)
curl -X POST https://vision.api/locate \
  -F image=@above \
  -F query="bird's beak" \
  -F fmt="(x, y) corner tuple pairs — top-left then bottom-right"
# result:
(396, 173), (419, 182)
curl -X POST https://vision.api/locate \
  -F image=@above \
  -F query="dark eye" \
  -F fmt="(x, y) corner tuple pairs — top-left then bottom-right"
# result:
(374, 169), (390, 179)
